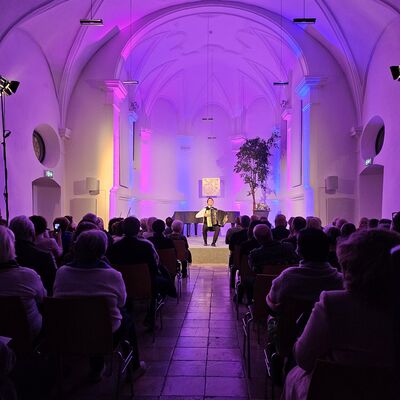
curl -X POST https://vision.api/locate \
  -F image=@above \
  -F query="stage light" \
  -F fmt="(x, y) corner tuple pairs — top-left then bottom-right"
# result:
(80, 18), (104, 26)
(0, 76), (20, 96)
(390, 66), (400, 81)
(293, 18), (316, 24)
(123, 80), (139, 85)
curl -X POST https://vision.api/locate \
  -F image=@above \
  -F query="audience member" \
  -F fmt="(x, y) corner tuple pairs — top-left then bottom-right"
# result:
(10, 216), (57, 295)
(110, 220), (124, 243)
(81, 213), (99, 225)
(272, 214), (290, 241)
(54, 230), (143, 380)
(339, 222), (356, 243)
(283, 229), (400, 399)
(335, 218), (348, 230)
(149, 219), (175, 250)
(229, 215), (250, 251)
(379, 218), (392, 230)
(64, 215), (76, 231)
(164, 217), (173, 235)
(249, 224), (298, 274)
(30, 215), (62, 259)
(138, 218), (148, 238)
(239, 220), (268, 258)
(358, 217), (369, 230)
(392, 212), (400, 234)
(143, 217), (157, 239)
(225, 217), (242, 244)
(0, 339), (17, 400)
(368, 218), (379, 229)
(53, 216), (73, 254)
(168, 219), (192, 277)
(0, 226), (46, 338)
(325, 226), (341, 270)
(306, 216), (322, 230)
(267, 228), (343, 313)
(282, 216), (307, 249)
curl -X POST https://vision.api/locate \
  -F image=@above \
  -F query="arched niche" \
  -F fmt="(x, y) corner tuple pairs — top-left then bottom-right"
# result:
(360, 116), (385, 161)
(359, 164), (384, 219)
(32, 177), (61, 226)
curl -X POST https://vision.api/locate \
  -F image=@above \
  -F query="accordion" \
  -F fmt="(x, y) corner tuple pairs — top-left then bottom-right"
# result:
(205, 208), (228, 227)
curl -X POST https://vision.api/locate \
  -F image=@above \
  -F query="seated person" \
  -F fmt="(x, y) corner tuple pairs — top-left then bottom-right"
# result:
(249, 224), (298, 274)
(106, 217), (176, 301)
(282, 216), (306, 249)
(0, 226), (46, 339)
(54, 230), (143, 380)
(149, 219), (175, 250)
(53, 216), (73, 254)
(391, 212), (400, 233)
(267, 228), (343, 313)
(283, 229), (400, 400)
(9, 216), (57, 295)
(272, 214), (290, 241)
(225, 217), (242, 245)
(164, 217), (173, 236)
(143, 217), (157, 239)
(229, 215), (251, 251)
(138, 218), (148, 238)
(239, 220), (270, 259)
(168, 220), (192, 277)
(368, 218), (379, 229)
(305, 216), (322, 230)
(324, 226), (341, 270)
(30, 215), (62, 260)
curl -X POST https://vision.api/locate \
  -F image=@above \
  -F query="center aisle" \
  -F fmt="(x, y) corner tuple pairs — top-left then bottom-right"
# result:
(134, 264), (267, 399)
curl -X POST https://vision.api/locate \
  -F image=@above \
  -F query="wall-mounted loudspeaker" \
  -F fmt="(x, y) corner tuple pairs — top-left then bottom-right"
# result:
(325, 176), (338, 194)
(86, 177), (100, 195)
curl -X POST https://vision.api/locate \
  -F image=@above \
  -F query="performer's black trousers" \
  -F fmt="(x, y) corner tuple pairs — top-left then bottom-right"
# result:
(203, 224), (220, 244)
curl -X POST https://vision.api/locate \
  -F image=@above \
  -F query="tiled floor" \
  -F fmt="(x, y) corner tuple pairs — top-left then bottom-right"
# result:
(132, 264), (281, 400)
(12, 264), (281, 399)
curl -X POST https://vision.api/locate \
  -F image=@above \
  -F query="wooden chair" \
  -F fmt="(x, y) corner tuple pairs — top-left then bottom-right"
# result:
(157, 248), (182, 302)
(234, 254), (256, 319)
(307, 359), (397, 400)
(173, 239), (190, 278)
(229, 244), (241, 289)
(113, 264), (164, 341)
(242, 274), (276, 377)
(0, 296), (35, 355)
(42, 296), (134, 400)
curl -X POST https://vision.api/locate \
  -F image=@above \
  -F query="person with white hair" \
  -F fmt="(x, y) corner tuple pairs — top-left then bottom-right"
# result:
(9, 216), (57, 295)
(0, 226), (46, 338)
(168, 219), (192, 278)
(54, 230), (144, 381)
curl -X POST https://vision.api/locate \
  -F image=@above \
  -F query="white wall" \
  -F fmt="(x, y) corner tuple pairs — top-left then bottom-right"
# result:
(0, 29), (64, 220)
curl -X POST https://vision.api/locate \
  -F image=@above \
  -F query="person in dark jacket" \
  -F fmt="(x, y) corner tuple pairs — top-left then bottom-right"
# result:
(9, 216), (57, 295)
(272, 214), (290, 241)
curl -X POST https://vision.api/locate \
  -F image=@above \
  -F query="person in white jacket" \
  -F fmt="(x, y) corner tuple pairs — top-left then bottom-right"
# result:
(196, 197), (221, 246)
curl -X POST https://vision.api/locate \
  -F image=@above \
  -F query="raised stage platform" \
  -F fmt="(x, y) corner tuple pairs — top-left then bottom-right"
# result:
(188, 234), (230, 265)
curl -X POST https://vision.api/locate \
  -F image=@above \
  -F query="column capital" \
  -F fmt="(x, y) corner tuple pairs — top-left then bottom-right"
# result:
(103, 80), (128, 104)
(295, 76), (327, 98)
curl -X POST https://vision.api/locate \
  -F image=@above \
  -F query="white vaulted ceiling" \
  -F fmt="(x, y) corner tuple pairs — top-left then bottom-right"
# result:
(1, 0), (399, 122)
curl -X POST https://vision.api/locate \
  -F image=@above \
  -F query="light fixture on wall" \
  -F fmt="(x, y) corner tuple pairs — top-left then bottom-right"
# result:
(293, 0), (316, 24)
(273, 0), (289, 86)
(123, 0), (139, 86)
(0, 75), (20, 224)
(390, 66), (400, 81)
(80, 0), (103, 26)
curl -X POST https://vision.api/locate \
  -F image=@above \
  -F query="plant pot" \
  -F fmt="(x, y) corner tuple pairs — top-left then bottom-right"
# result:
(253, 210), (270, 219)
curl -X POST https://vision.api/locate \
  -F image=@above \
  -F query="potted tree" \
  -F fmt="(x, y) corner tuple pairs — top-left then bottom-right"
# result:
(233, 132), (279, 216)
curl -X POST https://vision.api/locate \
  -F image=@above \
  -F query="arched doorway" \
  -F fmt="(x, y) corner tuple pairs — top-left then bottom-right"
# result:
(32, 178), (61, 225)
(359, 165), (384, 219)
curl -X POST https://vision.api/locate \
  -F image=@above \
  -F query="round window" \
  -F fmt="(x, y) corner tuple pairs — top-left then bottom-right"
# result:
(33, 131), (46, 163)
(375, 126), (385, 156)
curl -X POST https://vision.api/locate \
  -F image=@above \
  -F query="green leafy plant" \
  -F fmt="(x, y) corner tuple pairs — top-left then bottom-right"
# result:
(233, 132), (279, 211)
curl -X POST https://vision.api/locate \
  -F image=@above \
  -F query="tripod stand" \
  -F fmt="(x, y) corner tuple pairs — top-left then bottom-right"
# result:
(0, 92), (11, 224)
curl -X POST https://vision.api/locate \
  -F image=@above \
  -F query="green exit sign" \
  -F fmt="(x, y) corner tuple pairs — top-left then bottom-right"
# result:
(44, 170), (54, 178)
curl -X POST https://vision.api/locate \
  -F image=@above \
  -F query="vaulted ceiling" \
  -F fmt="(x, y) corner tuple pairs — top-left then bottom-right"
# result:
(1, 0), (399, 122)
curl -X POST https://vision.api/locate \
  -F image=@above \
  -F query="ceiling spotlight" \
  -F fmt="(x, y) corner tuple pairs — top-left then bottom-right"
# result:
(390, 66), (400, 81)
(273, 81), (289, 86)
(123, 80), (139, 85)
(0, 76), (20, 95)
(293, 17), (316, 24)
(80, 18), (103, 26)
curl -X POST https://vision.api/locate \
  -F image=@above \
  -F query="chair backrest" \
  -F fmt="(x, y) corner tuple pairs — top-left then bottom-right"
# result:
(157, 248), (177, 277)
(233, 244), (241, 268)
(113, 264), (152, 300)
(0, 296), (33, 354)
(42, 296), (113, 356)
(261, 264), (293, 276)
(307, 359), (397, 400)
(276, 297), (314, 356)
(173, 240), (187, 262)
(239, 254), (255, 280)
(253, 274), (276, 322)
